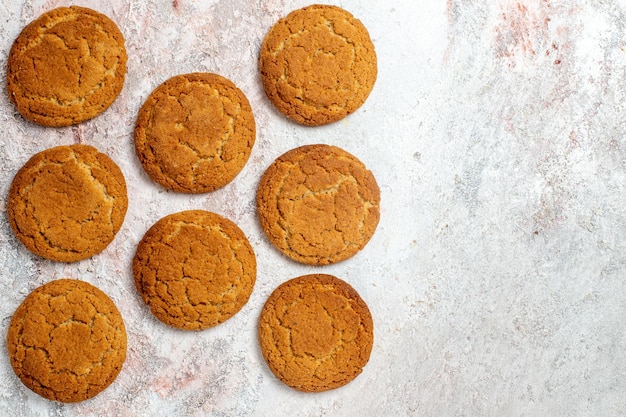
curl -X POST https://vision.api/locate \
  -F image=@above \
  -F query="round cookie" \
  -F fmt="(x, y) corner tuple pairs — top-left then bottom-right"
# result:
(133, 210), (256, 330)
(256, 144), (380, 265)
(259, 5), (377, 126)
(7, 279), (127, 403)
(6, 6), (127, 127)
(7, 145), (128, 263)
(258, 274), (374, 392)
(134, 73), (256, 193)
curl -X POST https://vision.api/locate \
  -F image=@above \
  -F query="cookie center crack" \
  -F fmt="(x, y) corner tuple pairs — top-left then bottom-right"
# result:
(271, 18), (359, 111)
(23, 151), (116, 252)
(14, 14), (122, 107)
(274, 164), (369, 258)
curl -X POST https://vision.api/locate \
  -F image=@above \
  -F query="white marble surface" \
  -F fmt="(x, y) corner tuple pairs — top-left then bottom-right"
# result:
(1, 0), (625, 416)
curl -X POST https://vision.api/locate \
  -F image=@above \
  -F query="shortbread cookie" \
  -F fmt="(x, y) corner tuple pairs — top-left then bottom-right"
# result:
(7, 145), (128, 263)
(7, 279), (127, 403)
(259, 5), (377, 126)
(134, 73), (256, 193)
(133, 210), (256, 330)
(6, 6), (127, 127)
(259, 274), (374, 392)
(257, 144), (380, 265)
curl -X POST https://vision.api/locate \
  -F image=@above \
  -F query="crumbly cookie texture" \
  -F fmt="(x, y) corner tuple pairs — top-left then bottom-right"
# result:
(7, 279), (127, 403)
(257, 144), (380, 265)
(134, 73), (256, 193)
(6, 6), (127, 127)
(7, 144), (128, 263)
(133, 210), (256, 330)
(258, 274), (374, 392)
(259, 4), (377, 126)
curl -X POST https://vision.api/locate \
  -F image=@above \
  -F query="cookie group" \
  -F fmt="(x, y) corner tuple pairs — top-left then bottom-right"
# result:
(6, 6), (127, 127)
(7, 279), (127, 403)
(5, 3), (379, 402)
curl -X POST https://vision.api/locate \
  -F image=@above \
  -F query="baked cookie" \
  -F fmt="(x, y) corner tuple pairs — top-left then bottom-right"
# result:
(259, 274), (374, 392)
(259, 4), (377, 126)
(7, 145), (128, 263)
(7, 279), (127, 403)
(6, 6), (127, 127)
(134, 73), (256, 193)
(257, 144), (380, 265)
(133, 210), (256, 330)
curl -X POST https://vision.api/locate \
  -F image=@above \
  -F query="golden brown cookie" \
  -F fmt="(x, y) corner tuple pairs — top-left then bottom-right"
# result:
(7, 279), (127, 403)
(257, 144), (380, 265)
(6, 6), (127, 127)
(259, 4), (377, 126)
(133, 210), (256, 330)
(134, 73), (256, 193)
(7, 145), (128, 263)
(259, 274), (374, 392)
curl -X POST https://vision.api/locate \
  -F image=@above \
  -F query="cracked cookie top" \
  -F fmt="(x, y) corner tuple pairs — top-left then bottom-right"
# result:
(258, 274), (373, 392)
(259, 4), (377, 126)
(7, 145), (128, 263)
(7, 279), (127, 403)
(133, 210), (256, 330)
(134, 73), (256, 193)
(6, 6), (127, 127)
(257, 144), (380, 265)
